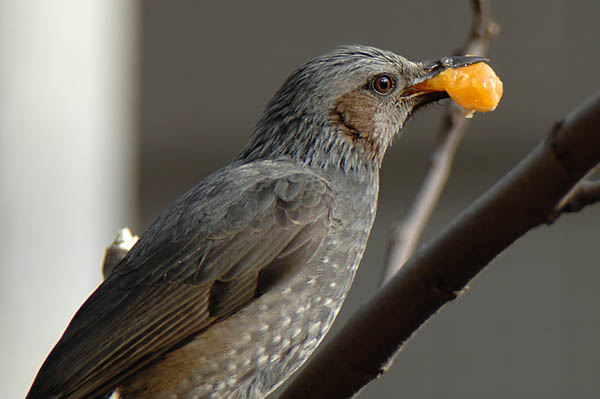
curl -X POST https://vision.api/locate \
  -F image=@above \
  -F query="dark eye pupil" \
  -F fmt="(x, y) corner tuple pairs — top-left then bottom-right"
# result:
(375, 75), (392, 93)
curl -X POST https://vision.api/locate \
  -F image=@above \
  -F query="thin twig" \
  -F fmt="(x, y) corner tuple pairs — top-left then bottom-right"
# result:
(279, 91), (600, 399)
(383, 0), (499, 282)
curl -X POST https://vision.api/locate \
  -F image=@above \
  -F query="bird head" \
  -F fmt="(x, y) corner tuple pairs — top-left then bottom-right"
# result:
(238, 45), (486, 177)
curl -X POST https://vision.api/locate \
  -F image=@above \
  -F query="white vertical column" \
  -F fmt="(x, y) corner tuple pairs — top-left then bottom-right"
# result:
(0, 1), (138, 397)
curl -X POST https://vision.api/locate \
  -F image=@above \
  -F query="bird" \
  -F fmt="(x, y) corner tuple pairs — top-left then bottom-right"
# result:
(27, 45), (486, 399)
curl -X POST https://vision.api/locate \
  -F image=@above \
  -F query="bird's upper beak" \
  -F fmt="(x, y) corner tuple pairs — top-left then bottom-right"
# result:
(410, 55), (489, 86)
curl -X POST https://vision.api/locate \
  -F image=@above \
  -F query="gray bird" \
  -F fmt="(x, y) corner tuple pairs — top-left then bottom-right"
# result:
(27, 45), (486, 399)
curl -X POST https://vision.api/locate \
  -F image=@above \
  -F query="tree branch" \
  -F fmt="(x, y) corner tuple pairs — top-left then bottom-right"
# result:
(383, 0), (499, 281)
(278, 92), (600, 399)
(546, 177), (600, 223)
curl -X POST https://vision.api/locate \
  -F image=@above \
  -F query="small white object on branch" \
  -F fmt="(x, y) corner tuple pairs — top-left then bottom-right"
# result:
(102, 227), (139, 279)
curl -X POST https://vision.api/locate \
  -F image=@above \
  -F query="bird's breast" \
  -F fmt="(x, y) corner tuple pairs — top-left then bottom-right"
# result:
(118, 176), (378, 399)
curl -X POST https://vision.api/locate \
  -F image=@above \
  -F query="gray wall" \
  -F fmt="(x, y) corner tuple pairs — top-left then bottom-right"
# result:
(0, 1), (137, 398)
(139, 1), (600, 398)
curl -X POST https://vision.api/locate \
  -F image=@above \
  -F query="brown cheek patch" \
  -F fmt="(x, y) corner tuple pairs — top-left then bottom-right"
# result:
(331, 89), (378, 141)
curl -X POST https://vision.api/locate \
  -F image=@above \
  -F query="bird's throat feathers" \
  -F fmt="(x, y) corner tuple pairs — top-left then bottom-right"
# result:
(237, 110), (394, 180)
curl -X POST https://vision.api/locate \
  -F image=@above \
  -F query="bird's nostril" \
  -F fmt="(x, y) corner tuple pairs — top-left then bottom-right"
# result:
(440, 57), (453, 67)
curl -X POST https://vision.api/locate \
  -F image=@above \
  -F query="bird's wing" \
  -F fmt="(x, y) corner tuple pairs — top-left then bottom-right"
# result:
(27, 169), (334, 399)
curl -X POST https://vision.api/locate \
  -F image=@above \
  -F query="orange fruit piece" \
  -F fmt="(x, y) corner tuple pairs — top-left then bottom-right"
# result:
(414, 62), (503, 112)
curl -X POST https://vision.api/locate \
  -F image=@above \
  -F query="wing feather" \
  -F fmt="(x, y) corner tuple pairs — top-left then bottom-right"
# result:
(26, 168), (334, 399)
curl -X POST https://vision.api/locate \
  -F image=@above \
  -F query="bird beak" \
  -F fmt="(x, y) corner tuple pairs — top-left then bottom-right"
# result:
(410, 55), (489, 86)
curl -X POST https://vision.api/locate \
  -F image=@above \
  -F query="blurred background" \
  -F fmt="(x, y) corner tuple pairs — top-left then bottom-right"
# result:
(2, 1), (599, 398)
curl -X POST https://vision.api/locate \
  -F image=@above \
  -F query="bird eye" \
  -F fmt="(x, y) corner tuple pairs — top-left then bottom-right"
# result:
(372, 74), (394, 95)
